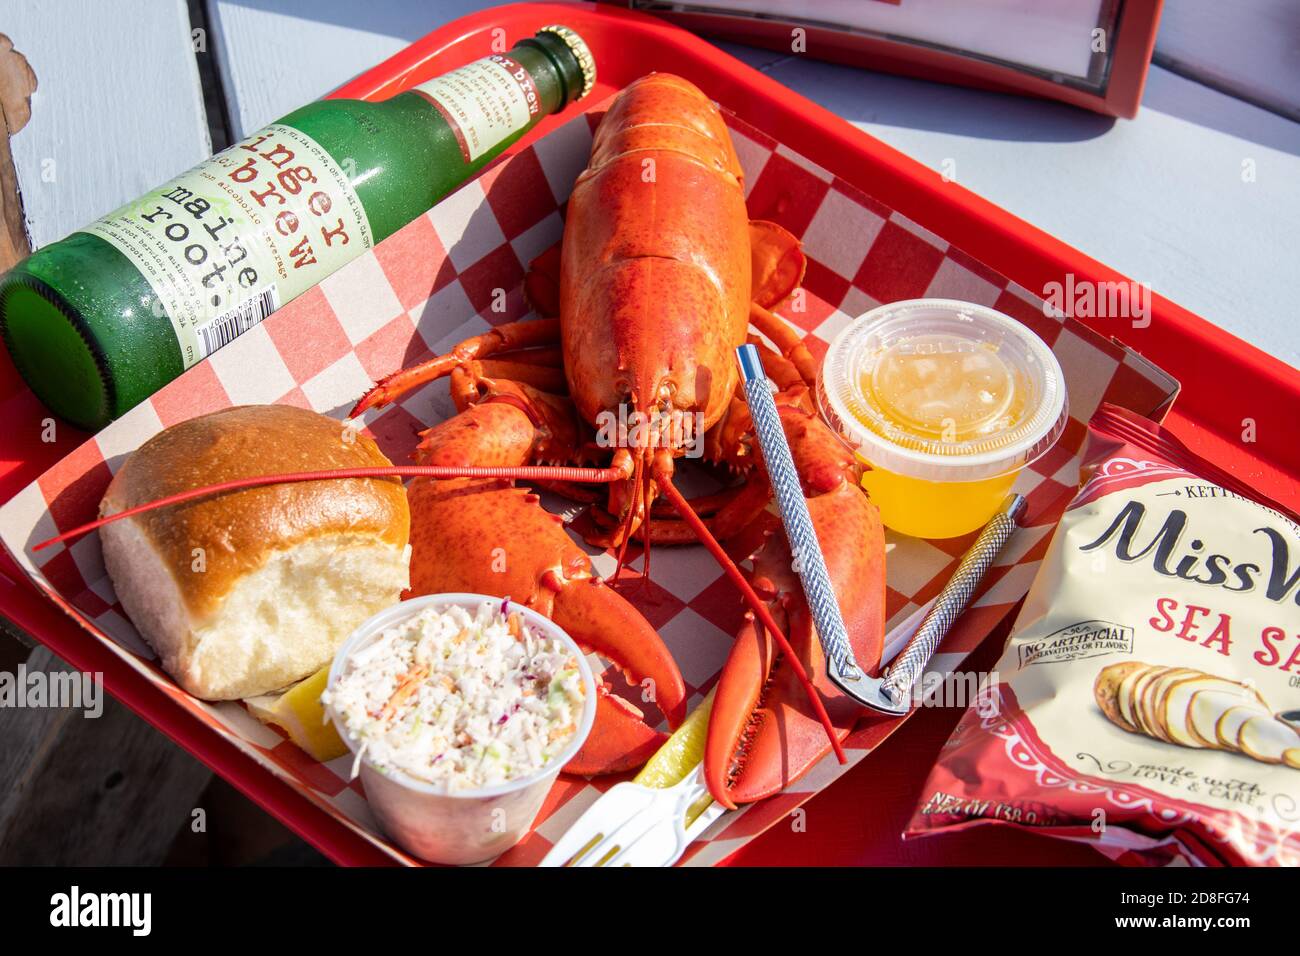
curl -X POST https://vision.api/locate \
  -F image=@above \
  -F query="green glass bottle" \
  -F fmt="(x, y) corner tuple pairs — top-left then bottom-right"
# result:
(0, 25), (594, 430)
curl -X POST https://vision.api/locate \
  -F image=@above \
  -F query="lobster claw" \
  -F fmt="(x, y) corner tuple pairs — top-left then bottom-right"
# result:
(564, 684), (668, 776)
(408, 495), (686, 777)
(704, 410), (886, 809)
(549, 578), (687, 776)
(404, 404), (687, 778)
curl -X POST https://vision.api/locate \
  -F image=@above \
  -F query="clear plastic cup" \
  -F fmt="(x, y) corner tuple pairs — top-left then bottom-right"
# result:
(817, 298), (1067, 539)
(326, 593), (597, 865)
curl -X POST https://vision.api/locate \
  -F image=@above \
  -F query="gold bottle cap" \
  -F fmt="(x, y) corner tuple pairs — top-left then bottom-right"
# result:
(538, 24), (596, 101)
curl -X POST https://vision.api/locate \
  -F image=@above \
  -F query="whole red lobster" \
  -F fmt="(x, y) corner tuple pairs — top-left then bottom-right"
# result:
(351, 74), (886, 805)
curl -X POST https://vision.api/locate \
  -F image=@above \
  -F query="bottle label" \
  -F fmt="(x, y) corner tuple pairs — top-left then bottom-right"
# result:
(78, 123), (372, 368)
(412, 54), (540, 163)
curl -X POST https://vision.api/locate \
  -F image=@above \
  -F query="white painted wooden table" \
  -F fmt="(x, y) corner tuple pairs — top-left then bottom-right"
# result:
(6, 0), (1298, 367)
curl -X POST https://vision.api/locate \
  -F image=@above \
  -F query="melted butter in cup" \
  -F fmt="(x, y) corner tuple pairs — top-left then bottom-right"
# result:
(817, 299), (1067, 539)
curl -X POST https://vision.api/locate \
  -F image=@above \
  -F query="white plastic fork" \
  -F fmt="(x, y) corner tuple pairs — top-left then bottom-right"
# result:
(538, 603), (935, 868)
(539, 764), (725, 867)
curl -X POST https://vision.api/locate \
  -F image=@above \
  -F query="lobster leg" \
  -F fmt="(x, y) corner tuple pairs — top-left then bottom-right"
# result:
(524, 243), (563, 318)
(749, 302), (820, 387)
(629, 474), (772, 547)
(490, 345), (564, 367)
(749, 219), (807, 309)
(744, 335), (807, 393)
(469, 360), (567, 393)
(450, 363), (570, 414)
(351, 318), (560, 416)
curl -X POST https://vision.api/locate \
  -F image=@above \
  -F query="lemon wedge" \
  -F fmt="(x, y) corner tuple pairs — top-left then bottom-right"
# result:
(634, 687), (715, 826)
(245, 665), (348, 762)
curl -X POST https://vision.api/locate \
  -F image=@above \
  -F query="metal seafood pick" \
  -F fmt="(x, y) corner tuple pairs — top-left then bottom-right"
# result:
(868, 493), (1027, 714)
(736, 343), (882, 710)
(736, 343), (1026, 716)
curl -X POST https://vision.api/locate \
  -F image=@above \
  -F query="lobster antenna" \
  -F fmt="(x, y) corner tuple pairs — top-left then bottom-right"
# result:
(33, 463), (627, 551)
(653, 470), (847, 764)
(640, 471), (654, 585)
(610, 452), (644, 581)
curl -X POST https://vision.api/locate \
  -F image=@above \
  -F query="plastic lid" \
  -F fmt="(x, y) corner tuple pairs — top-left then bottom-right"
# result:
(817, 298), (1068, 482)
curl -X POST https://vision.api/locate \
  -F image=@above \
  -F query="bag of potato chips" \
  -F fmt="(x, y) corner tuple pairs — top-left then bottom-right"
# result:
(907, 403), (1300, 866)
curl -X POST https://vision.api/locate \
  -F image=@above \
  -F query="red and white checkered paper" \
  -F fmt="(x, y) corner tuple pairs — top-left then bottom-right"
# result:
(0, 103), (1178, 866)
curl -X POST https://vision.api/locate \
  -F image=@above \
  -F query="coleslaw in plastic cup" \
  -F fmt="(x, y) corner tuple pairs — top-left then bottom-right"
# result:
(817, 298), (1067, 538)
(325, 593), (597, 865)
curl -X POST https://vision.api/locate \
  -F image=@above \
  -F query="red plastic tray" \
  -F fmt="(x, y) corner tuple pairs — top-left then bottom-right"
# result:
(1, 1), (1295, 867)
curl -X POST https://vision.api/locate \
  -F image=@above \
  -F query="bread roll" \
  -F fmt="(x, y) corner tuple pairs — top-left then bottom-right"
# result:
(100, 405), (410, 700)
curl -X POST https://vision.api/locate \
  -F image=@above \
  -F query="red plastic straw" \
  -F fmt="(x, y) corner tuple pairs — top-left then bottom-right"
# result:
(32, 464), (627, 551)
(38, 458), (848, 764)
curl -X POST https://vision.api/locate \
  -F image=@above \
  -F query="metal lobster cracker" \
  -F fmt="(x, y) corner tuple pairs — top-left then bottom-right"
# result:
(737, 344), (1026, 717)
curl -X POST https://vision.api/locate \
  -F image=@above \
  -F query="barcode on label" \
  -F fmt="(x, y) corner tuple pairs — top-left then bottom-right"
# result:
(196, 286), (279, 359)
